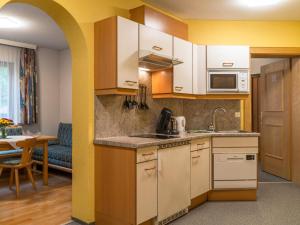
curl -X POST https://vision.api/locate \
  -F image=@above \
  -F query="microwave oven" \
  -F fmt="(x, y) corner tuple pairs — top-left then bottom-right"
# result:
(207, 70), (249, 93)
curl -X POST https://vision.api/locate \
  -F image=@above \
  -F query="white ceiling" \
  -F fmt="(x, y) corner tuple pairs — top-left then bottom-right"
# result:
(0, 3), (68, 50)
(144, 0), (300, 20)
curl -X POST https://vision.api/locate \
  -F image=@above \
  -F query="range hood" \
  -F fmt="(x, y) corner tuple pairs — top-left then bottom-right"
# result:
(139, 50), (183, 71)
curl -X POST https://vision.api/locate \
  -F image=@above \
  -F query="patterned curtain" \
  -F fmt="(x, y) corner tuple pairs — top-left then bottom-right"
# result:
(20, 48), (38, 125)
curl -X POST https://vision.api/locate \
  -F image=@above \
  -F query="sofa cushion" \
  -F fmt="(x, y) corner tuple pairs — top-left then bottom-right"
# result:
(33, 145), (72, 168)
(57, 123), (72, 147)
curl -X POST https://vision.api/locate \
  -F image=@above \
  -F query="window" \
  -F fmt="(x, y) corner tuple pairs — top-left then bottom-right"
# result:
(0, 45), (21, 123)
(0, 63), (9, 118)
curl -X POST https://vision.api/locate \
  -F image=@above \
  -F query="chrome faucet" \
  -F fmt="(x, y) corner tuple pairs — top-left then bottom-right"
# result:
(208, 107), (227, 132)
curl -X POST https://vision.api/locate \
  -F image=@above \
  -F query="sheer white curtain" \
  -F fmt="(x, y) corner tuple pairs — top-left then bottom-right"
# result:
(0, 44), (21, 123)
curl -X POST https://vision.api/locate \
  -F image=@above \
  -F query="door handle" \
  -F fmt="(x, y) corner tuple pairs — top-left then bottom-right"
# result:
(222, 62), (234, 67)
(152, 46), (163, 51)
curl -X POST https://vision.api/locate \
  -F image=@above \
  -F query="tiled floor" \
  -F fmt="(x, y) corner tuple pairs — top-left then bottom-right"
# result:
(171, 183), (300, 225)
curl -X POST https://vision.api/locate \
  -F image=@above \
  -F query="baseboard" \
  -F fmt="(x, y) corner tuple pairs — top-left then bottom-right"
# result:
(208, 189), (257, 201)
(71, 217), (95, 225)
(189, 192), (208, 210)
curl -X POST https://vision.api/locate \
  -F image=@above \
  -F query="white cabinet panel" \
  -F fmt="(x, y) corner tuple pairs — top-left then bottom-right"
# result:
(139, 24), (173, 58)
(117, 16), (139, 89)
(137, 160), (157, 225)
(158, 144), (191, 221)
(193, 45), (207, 95)
(191, 148), (210, 199)
(173, 37), (193, 94)
(207, 45), (250, 69)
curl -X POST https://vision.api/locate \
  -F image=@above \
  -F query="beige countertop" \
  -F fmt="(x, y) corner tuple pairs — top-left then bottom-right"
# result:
(94, 132), (260, 149)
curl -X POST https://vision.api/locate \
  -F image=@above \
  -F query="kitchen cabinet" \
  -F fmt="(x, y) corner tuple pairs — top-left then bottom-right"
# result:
(193, 45), (207, 95)
(207, 45), (250, 69)
(173, 37), (193, 94)
(157, 142), (191, 223)
(137, 160), (157, 225)
(191, 138), (211, 199)
(94, 16), (139, 95)
(139, 24), (173, 58)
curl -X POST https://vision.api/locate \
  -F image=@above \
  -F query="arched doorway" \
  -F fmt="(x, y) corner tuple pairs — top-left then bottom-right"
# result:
(0, 0), (94, 223)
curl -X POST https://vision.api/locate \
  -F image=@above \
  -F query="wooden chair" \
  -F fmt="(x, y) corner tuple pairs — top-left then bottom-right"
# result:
(0, 138), (37, 198)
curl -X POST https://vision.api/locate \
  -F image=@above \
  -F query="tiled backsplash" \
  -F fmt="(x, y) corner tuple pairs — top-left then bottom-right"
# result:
(95, 72), (240, 138)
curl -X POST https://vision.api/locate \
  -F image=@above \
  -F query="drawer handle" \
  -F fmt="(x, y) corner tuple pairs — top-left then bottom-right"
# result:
(222, 62), (234, 67)
(142, 152), (155, 156)
(152, 46), (163, 51)
(192, 155), (201, 159)
(175, 86), (183, 91)
(227, 157), (244, 160)
(144, 167), (156, 171)
(197, 143), (206, 146)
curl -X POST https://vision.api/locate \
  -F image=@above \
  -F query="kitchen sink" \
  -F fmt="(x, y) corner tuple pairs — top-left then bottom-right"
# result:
(188, 130), (249, 134)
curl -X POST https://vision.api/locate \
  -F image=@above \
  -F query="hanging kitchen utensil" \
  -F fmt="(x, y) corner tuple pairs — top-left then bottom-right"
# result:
(144, 85), (149, 110)
(132, 92), (138, 108)
(138, 85), (144, 110)
(128, 95), (134, 110)
(123, 96), (129, 109)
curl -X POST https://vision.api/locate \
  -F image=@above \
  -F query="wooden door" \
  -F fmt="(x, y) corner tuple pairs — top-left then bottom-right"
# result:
(260, 59), (291, 180)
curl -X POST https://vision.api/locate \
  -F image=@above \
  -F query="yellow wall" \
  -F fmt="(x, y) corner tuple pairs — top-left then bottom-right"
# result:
(0, 0), (144, 223)
(2, 0), (300, 223)
(186, 20), (300, 47)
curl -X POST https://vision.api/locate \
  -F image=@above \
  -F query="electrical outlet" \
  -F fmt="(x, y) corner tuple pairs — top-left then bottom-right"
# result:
(235, 112), (241, 118)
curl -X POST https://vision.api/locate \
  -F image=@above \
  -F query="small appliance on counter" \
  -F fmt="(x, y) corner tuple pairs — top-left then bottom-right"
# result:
(156, 108), (179, 135)
(174, 116), (186, 135)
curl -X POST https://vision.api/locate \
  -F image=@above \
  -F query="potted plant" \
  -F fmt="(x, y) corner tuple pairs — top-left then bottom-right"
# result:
(0, 118), (14, 138)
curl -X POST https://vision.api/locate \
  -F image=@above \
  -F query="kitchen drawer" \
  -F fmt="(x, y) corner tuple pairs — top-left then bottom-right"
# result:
(214, 153), (257, 181)
(137, 146), (157, 163)
(212, 137), (258, 148)
(137, 160), (157, 224)
(191, 138), (210, 151)
(214, 180), (257, 189)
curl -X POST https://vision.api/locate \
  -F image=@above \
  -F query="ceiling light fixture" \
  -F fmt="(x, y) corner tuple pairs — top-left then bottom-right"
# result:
(239, 0), (283, 7)
(0, 16), (21, 28)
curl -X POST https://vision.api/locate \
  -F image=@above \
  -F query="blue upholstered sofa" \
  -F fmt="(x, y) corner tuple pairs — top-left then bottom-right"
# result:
(33, 123), (72, 172)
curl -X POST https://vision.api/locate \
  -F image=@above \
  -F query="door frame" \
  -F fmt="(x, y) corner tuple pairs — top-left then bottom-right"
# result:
(246, 47), (300, 180)
(242, 47), (300, 132)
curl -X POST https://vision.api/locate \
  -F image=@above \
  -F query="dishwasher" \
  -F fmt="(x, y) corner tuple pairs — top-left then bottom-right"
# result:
(214, 153), (257, 189)
(157, 141), (191, 225)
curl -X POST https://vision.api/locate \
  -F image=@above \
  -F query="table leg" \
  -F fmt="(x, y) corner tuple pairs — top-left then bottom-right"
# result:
(43, 141), (48, 185)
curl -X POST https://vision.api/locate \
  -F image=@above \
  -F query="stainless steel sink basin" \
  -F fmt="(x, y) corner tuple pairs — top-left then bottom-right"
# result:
(188, 130), (249, 134)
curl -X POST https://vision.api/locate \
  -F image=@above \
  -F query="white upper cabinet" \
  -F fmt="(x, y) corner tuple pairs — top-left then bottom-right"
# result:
(139, 24), (173, 58)
(207, 45), (250, 69)
(193, 45), (207, 95)
(117, 16), (139, 89)
(173, 37), (193, 94)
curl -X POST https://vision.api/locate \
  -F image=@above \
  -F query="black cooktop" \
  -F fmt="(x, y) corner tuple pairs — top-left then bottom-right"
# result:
(130, 133), (180, 139)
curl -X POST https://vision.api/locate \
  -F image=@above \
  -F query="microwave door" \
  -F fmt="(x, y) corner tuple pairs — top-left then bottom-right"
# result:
(208, 73), (238, 92)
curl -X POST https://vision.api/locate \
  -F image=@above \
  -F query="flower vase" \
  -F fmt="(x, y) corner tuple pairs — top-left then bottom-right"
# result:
(1, 127), (7, 139)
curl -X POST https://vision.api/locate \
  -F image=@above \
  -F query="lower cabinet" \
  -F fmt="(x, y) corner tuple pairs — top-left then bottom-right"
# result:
(136, 160), (157, 225)
(191, 148), (211, 199)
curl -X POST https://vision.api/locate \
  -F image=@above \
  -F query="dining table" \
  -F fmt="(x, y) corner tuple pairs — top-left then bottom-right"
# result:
(0, 135), (57, 185)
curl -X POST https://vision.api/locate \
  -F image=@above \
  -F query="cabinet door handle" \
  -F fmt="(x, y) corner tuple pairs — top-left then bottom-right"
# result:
(125, 80), (138, 86)
(222, 62), (234, 67)
(192, 155), (201, 159)
(175, 86), (183, 91)
(152, 46), (163, 51)
(227, 157), (244, 160)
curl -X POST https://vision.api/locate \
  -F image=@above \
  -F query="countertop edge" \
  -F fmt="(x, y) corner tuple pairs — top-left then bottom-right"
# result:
(94, 132), (260, 149)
